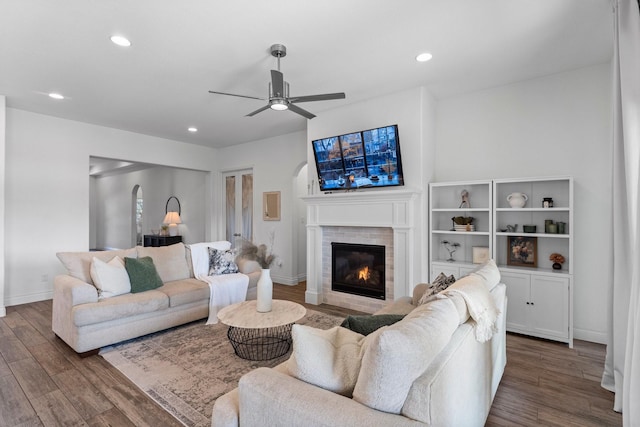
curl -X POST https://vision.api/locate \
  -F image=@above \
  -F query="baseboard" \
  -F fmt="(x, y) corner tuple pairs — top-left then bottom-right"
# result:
(305, 290), (320, 305)
(574, 328), (608, 345)
(5, 290), (53, 307)
(0, 305), (5, 317)
(270, 273), (299, 286)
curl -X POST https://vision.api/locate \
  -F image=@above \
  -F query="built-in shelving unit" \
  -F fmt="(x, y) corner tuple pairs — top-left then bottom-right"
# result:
(429, 176), (574, 347)
(493, 176), (573, 347)
(429, 180), (492, 281)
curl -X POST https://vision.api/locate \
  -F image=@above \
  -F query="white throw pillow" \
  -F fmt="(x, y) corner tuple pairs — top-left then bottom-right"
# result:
(287, 325), (365, 396)
(90, 256), (131, 300)
(352, 298), (460, 414)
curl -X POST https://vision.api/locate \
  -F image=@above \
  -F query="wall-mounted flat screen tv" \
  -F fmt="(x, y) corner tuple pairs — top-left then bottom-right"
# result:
(312, 124), (404, 192)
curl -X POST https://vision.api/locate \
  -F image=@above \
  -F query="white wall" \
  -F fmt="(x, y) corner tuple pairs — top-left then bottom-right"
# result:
(4, 109), (219, 306)
(435, 63), (612, 343)
(306, 86), (437, 285)
(217, 130), (308, 285)
(92, 166), (208, 249)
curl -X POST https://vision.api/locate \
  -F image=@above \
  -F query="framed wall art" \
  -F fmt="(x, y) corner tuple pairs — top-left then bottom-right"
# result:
(507, 236), (537, 268)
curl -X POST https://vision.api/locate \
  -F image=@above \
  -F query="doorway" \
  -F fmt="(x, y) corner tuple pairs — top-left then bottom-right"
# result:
(224, 169), (253, 247)
(132, 185), (143, 247)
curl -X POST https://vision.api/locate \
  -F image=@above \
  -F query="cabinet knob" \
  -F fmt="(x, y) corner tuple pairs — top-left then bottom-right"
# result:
(526, 302), (530, 305)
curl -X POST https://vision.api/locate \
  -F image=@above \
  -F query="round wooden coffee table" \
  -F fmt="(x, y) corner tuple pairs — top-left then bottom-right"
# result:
(217, 300), (306, 361)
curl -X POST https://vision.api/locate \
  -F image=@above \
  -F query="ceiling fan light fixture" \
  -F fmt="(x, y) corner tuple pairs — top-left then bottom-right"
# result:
(270, 99), (288, 111)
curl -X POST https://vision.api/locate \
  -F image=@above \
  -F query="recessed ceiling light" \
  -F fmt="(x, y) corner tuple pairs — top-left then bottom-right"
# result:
(416, 52), (433, 62)
(110, 35), (131, 47)
(48, 93), (65, 100)
(188, 127), (198, 133)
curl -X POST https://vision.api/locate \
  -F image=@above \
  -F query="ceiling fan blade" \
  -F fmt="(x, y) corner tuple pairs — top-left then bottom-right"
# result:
(288, 103), (316, 119)
(271, 70), (285, 97)
(246, 104), (271, 117)
(289, 92), (346, 103)
(208, 90), (265, 101)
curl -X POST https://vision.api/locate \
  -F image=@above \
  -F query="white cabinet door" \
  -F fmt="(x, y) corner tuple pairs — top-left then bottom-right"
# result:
(530, 275), (570, 340)
(501, 271), (531, 333)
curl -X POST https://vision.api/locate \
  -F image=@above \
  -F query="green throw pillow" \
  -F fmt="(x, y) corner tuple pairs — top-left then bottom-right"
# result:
(125, 256), (163, 293)
(340, 314), (406, 336)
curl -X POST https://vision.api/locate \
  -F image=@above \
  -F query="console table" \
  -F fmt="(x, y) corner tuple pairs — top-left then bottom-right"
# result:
(143, 235), (182, 247)
(217, 300), (306, 361)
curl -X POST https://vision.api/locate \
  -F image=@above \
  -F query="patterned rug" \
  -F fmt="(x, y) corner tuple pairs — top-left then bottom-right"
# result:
(100, 309), (344, 427)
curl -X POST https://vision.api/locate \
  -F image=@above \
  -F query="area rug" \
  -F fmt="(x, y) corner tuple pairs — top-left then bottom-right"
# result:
(100, 309), (344, 427)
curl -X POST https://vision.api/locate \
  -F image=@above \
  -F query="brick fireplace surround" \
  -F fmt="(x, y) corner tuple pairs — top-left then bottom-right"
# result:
(303, 189), (421, 313)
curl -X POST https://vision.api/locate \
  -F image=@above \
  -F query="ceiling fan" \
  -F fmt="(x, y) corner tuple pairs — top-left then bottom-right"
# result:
(208, 44), (346, 119)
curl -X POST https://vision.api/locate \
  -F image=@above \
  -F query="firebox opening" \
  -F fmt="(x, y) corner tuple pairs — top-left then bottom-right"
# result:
(331, 242), (385, 300)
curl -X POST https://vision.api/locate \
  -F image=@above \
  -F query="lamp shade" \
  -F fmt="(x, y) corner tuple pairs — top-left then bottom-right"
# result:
(163, 211), (182, 225)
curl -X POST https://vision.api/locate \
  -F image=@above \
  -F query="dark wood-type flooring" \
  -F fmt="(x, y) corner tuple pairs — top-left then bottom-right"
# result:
(0, 282), (622, 426)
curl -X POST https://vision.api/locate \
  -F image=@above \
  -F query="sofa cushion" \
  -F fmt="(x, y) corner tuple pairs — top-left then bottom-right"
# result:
(468, 259), (501, 291)
(89, 256), (131, 300)
(287, 325), (365, 396)
(125, 257), (164, 293)
(352, 297), (460, 414)
(57, 248), (137, 285)
(72, 290), (169, 326)
(157, 278), (210, 307)
(340, 314), (406, 336)
(136, 243), (190, 283)
(208, 248), (239, 275)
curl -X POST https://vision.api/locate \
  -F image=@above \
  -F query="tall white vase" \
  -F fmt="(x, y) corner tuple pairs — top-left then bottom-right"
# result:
(256, 268), (273, 312)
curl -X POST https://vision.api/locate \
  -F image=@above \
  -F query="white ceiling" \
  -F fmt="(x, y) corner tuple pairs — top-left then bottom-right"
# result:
(0, 0), (613, 149)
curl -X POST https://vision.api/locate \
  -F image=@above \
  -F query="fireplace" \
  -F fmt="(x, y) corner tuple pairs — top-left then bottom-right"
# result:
(331, 242), (386, 300)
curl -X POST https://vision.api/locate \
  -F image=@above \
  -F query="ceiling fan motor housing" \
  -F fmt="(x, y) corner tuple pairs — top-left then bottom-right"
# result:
(270, 44), (287, 58)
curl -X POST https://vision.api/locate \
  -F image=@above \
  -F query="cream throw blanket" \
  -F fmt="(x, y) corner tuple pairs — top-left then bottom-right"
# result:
(440, 274), (500, 342)
(188, 242), (248, 325)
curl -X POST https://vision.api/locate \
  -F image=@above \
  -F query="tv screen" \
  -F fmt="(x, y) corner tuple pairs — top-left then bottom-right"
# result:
(312, 124), (404, 192)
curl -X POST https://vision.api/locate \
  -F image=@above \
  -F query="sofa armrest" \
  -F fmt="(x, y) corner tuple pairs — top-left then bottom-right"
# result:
(236, 367), (423, 427)
(54, 274), (99, 306)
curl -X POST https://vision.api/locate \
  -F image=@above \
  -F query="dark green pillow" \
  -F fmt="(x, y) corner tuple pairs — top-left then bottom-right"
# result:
(125, 256), (163, 293)
(340, 314), (406, 336)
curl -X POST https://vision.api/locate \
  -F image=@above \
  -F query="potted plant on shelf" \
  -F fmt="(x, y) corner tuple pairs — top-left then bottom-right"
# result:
(549, 253), (565, 270)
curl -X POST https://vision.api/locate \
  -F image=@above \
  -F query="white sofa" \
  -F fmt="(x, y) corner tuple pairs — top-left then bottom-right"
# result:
(212, 262), (507, 427)
(53, 242), (260, 354)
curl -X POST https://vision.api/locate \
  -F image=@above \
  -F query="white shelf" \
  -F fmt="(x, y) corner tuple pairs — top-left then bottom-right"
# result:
(432, 208), (490, 212)
(495, 232), (569, 239)
(495, 207), (570, 212)
(433, 230), (490, 236)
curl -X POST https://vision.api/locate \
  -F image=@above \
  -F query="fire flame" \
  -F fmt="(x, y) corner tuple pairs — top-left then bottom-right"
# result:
(358, 266), (370, 281)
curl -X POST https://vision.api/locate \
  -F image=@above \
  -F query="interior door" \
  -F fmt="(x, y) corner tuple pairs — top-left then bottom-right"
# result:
(224, 169), (253, 247)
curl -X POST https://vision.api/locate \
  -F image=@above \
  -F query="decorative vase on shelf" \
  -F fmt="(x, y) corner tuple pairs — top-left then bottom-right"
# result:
(552, 262), (562, 270)
(256, 268), (273, 312)
(507, 192), (528, 208)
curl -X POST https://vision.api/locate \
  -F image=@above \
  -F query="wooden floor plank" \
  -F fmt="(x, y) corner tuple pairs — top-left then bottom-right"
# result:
(0, 372), (41, 426)
(52, 368), (114, 419)
(30, 389), (89, 427)
(9, 357), (59, 400)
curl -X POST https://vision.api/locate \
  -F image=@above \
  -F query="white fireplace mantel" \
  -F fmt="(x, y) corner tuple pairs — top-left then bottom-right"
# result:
(302, 188), (421, 307)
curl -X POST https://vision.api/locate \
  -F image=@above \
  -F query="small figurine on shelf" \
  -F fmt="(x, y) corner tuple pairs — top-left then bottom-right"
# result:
(459, 189), (471, 209)
(441, 240), (461, 262)
(549, 253), (565, 270)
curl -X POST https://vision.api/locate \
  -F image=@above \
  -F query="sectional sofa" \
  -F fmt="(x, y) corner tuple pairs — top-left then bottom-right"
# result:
(53, 242), (259, 354)
(212, 261), (507, 427)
